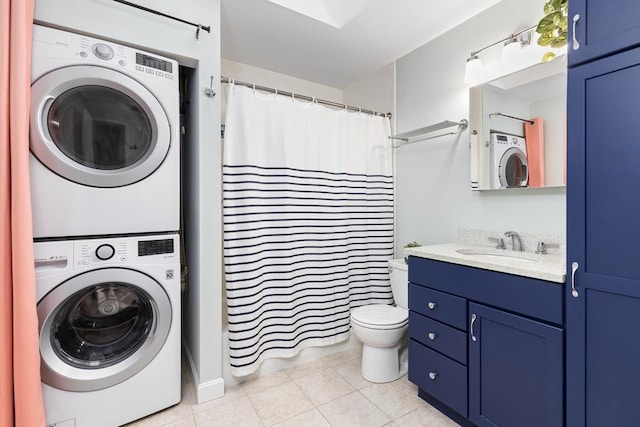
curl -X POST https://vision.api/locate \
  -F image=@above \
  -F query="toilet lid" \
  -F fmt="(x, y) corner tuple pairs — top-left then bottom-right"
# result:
(351, 305), (408, 328)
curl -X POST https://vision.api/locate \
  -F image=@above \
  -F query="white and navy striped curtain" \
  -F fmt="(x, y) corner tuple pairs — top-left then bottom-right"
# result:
(223, 84), (394, 376)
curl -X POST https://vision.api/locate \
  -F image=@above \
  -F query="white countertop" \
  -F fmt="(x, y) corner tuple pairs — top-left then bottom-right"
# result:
(405, 243), (566, 284)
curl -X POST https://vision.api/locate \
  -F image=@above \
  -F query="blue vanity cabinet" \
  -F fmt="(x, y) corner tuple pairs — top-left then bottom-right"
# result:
(566, 45), (640, 427)
(468, 303), (563, 427)
(408, 256), (564, 426)
(568, 0), (640, 67)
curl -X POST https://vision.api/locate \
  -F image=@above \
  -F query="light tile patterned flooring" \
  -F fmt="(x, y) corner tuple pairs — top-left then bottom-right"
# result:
(127, 348), (459, 427)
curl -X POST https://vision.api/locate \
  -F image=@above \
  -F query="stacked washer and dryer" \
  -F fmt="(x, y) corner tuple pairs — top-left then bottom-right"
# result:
(30, 25), (182, 427)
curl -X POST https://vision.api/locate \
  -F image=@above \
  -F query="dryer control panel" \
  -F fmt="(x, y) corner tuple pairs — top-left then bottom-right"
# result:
(31, 25), (179, 88)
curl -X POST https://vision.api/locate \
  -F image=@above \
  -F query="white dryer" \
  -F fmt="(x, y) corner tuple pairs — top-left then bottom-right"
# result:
(490, 132), (529, 189)
(30, 25), (180, 238)
(35, 234), (181, 427)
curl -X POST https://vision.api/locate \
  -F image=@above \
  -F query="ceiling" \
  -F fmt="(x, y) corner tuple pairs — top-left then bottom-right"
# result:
(220, 0), (501, 89)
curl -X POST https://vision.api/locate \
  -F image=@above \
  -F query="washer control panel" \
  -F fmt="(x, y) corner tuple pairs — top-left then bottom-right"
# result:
(77, 239), (129, 267)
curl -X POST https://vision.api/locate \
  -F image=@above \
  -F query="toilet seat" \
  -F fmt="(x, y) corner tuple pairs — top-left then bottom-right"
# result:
(351, 305), (408, 330)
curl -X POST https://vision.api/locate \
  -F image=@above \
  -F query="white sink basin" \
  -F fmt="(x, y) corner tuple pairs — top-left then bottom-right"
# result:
(455, 248), (540, 263)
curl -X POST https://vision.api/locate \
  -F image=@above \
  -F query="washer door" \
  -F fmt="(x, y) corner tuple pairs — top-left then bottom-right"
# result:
(498, 148), (529, 188)
(30, 65), (171, 188)
(38, 268), (172, 392)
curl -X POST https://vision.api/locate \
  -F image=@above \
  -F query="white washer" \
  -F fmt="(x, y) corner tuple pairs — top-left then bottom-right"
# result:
(35, 234), (181, 427)
(30, 25), (180, 238)
(490, 132), (529, 189)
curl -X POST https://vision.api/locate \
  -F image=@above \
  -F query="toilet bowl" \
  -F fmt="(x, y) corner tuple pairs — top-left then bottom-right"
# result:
(350, 258), (409, 383)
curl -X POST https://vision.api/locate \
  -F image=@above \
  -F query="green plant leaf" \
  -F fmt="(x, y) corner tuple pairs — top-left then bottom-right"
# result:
(550, 32), (568, 48)
(537, 13), (559, 33)
(544, 2), (554, 15)
(542, 52), (557, 62)
(538, 33), (555, 46)
(550, 0), (563, 10)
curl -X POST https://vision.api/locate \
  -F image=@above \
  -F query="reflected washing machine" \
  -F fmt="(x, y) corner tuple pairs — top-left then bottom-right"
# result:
(490, 132), (528, 189)
(35, 234), (180, 427)
(30, 25), (180, 238)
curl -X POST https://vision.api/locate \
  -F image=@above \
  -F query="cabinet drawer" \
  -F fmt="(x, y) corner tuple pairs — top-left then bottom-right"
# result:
(409, 311), (467, 365)
(409, 284), (467, 330)
(409, 339), (467, 417)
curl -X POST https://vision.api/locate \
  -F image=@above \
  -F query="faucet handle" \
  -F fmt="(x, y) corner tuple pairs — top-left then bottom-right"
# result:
(488, 236), (506, 249)
(536, 241), (559, 254)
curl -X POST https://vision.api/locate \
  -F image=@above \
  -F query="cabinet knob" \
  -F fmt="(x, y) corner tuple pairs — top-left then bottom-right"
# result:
(428, 371), (438, 380)
(427, 302), (437, 310)
(428, 332), (437, 341)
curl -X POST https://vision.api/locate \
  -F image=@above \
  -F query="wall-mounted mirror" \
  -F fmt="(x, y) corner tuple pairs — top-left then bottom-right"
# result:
(469, 58), (566, 190)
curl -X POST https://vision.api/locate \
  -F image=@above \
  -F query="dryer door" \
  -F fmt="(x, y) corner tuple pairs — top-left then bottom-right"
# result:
(38, 268), (172, 392)
(498, 148), (529, 188)
(30, 65), (171, 188)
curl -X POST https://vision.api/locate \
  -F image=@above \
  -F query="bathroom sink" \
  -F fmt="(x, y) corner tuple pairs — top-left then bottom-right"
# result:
(455, 248), (540, 264)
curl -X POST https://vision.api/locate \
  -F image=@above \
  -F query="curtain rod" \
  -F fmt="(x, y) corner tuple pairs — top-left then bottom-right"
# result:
(112, 0), (210, 38)
(221, 76), (391, 118)
(489, 112), (535, 125)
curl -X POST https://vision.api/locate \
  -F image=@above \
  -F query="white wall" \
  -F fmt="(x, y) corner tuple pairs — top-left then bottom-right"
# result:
(34, 0), (224, 403)
(394, 0), (566, 256)
(343, 62), (395, 119)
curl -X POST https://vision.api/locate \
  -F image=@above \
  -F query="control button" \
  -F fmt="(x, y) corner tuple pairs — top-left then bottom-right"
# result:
(92, 43), (114, 60)
(95, 244), (116, 260)
(156, 71), (164, 77)
(165, 74), (173, 79)
(79, 51), (88, 58)
(119, 59), (126, 66)
(120, 255), (128, 262)
(146, 68), (154, 74)
(81, 259), (90, 265)
(135, 65), (144, 71)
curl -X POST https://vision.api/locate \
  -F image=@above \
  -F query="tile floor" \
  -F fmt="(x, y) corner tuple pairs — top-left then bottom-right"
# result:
(126, 348), (459, 427)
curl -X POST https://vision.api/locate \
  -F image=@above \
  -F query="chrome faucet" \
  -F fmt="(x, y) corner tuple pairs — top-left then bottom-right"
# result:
(504, 231), (523, 251)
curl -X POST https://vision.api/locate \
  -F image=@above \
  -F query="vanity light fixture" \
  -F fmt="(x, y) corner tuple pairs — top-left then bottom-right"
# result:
(464, 25), (537, 84)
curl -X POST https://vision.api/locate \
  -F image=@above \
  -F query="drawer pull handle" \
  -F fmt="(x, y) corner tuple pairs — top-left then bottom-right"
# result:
(470, 313), (477, 342)
(571, 261), (579, 298)
(428, 332), (437, 341)
(428, 371), (438, 380)
(427, 302), (437, 310)
(572, 14), (580, 50)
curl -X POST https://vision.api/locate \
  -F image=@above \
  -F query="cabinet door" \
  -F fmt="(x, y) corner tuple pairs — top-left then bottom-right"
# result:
(569, 0), (640, 67)
(468, 303), (563, 427)
(567, 46), (640, 426)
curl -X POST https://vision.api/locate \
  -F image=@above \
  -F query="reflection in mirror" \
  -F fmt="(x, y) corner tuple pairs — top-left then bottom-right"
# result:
(469, 57), (566, 190)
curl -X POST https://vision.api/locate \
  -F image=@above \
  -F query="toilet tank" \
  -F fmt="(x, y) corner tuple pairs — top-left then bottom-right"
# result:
(388, 258), (408, 309)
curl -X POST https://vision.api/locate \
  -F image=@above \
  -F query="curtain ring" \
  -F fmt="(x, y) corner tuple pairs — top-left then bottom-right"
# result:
(275, 88), (278, 95)
(252, 83), (256, 92)
(196, 24), (201, 40)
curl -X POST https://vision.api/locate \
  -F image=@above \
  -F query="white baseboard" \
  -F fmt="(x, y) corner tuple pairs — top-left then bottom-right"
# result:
(183, 343), (225, 404)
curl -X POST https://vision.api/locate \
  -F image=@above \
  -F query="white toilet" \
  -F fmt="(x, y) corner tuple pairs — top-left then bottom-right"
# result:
(350, 258), (409, 383)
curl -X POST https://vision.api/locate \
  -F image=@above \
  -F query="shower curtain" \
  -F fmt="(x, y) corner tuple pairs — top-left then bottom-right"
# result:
(223, 84), (394, 376)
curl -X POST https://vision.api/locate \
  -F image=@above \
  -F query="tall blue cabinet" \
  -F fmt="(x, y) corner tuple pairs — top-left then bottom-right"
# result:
(566, 1), (640, 426)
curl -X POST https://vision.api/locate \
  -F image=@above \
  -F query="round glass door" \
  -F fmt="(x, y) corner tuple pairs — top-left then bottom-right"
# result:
(47, 86), (153, 171)
(38, 268), (172, 392)
(51, 283), (153, 369)
(499, 148), (529, 188)
(30, 65), (171, 188)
